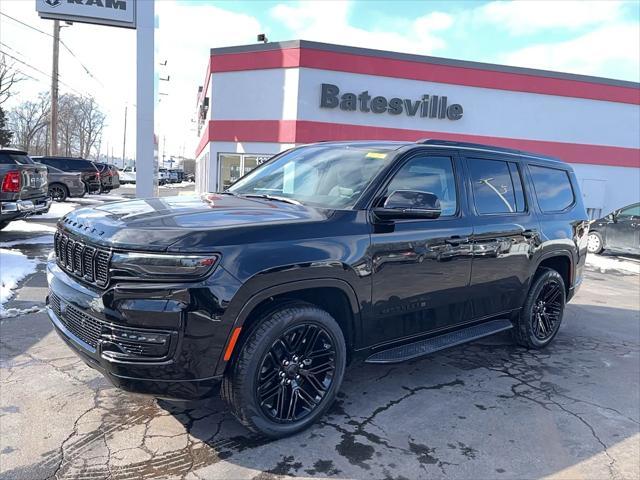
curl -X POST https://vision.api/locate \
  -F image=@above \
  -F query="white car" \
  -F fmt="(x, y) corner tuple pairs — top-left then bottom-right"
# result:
(120, 166), (136, 184)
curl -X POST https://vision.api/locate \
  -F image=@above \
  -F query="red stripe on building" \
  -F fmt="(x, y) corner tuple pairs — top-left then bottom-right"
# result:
(207, 48), (640, 105)
(196, 119), (640, 168)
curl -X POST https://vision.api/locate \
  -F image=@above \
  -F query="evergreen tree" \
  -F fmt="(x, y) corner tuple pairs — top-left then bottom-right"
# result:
(0, 106), (13, 147)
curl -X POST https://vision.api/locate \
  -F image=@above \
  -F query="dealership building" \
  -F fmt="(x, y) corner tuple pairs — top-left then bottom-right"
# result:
(194, 40), (640, 218)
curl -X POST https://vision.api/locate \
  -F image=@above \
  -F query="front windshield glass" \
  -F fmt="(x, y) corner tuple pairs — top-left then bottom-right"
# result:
(227, 145), (395, 208)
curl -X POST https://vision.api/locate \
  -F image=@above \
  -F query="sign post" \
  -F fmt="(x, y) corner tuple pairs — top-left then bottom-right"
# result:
(134, 0), (156, 197)
(36, 0), (157, 198)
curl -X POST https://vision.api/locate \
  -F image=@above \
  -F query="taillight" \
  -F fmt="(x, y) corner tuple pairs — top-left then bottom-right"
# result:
(1, 171), (21, 192)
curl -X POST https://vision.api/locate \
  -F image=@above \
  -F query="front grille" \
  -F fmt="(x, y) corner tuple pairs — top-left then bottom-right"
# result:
(49, 291), (173, 359)
(49, 291), (102, 348)
(54, 230), (110, 287)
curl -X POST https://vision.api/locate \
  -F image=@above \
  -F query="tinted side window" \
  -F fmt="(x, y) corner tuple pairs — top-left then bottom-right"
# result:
(618, 204), (640, 218)
(468, 158), (524, 214)
(528, 165), (574, 213)
(0, 153), (33, 165)
(384, 156), (457, 216)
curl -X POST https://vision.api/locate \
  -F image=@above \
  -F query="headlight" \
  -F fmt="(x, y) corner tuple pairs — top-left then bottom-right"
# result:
(110, 252), (218, 281)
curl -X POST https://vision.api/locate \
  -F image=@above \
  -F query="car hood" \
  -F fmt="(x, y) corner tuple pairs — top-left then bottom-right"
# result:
(59, 194), (331, 251)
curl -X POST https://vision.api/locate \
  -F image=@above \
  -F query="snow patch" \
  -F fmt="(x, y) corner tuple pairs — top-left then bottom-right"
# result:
(586, 254), (640, 275)
(1, 220), (56, 234)
(37, 202), (79, 219)
(0, 248), (39, 313)
(0, 235), (53, 247)
(0, 305), (43, 319)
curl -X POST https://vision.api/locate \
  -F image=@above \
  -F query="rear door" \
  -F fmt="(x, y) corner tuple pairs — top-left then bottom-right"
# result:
(607, 204), (640, 253)
(465, 155), (539, 319)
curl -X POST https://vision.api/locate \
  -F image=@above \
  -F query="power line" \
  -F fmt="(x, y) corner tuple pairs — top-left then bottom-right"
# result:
(0, 50), (87, 97)
(0, 12), (103, 87)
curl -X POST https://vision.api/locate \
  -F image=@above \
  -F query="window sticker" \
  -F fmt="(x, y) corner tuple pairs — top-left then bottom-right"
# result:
(365, 152), (387, 159)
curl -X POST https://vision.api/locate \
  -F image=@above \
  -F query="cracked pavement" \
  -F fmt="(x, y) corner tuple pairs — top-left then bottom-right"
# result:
(1, 247), (639, 479)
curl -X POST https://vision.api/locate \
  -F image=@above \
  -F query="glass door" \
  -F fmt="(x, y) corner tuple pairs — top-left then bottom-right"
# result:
(218, 153), (272, 191)
(219, 154), (242, 190)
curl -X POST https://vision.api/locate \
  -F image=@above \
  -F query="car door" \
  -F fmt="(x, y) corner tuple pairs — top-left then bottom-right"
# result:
(606, 203), (640, 253)
(465, 155), (540, 320)
(367, 150), (474, 347)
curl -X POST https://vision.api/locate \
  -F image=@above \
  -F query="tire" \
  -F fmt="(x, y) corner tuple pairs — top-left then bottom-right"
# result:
(48, 183), (68, 202)
(587, 231), (604, 254)
(513, 267), (566, 349)
(221, 301), (346, 438)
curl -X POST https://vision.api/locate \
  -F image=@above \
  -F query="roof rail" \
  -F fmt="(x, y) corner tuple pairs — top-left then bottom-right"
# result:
(416, 138), (525, 156)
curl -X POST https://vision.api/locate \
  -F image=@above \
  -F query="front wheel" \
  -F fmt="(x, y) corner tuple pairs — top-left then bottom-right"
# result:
(221, 302), (346, 438)
(513, 268), (566, 349)
(587, 231), (604, 254)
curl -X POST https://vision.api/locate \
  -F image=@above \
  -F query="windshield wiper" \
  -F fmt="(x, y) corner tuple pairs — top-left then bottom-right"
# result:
(243, 194), (302, 206)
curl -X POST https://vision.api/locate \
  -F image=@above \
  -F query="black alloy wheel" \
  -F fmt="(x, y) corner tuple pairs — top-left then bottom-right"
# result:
(48, 184), (68, 202)
(531, 280), (564, 341)
(257, 323), (336, 423)
(221, 301), (346, 438)
(513, 267), (566, 349)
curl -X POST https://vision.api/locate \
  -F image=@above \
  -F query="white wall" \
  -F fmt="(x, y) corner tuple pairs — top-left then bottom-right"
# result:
(210, 69), (300, 120)
(572, 163), (640, 215)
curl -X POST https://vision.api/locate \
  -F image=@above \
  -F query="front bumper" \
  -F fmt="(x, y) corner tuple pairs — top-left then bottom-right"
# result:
(1, 196), (52, 217)
(45, 260), (236, 400)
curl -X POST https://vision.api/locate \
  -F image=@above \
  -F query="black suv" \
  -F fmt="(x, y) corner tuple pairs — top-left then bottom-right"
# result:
(46, 140), (589, 438)
(33, 156), (101, 194)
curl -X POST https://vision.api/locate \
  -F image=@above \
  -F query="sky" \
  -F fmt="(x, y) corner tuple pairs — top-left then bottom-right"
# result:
(1, 0), (638, 163)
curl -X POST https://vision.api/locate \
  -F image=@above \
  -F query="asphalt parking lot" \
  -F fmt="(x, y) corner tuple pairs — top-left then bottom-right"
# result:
(1, 194), (639, 480)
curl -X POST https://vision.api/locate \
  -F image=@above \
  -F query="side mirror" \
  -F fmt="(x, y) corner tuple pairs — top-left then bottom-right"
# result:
(373, 190), (442, 220)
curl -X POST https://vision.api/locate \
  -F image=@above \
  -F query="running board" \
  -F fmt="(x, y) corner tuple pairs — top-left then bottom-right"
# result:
(365, 319), (513, 364)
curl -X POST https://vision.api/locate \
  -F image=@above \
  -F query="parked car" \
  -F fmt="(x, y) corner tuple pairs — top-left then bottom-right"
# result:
(158, 168), (172, 185)
(0, 149), (51, 230)
(93, 162), (120, 193)
(169, 170), (180, 183)
(185, 173), (195, 182)
(587, 203), (640, 255)
(43, 165), (86, 202)
(47, 139), (588, 438)
(33, 156), (101, 194)
(120, 166), (136, 184)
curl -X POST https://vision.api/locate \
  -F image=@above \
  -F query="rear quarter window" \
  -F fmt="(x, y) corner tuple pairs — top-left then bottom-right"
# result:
(528, 164), (575, 213)
(0, 153), (34, 165)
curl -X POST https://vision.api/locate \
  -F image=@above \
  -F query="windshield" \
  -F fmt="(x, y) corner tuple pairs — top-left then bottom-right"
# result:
(227, 145), (395, 208)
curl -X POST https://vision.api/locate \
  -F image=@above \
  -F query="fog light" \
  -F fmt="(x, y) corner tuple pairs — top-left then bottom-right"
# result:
(100, 326), (171, 360)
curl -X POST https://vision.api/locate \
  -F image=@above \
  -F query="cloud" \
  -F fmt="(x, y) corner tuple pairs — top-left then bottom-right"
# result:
(475, 0), (626, 35)
(270, 1), (453, 54)
(500, 22), (640, 81)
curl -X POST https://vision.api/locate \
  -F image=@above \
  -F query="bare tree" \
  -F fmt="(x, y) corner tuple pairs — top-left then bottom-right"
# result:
(8, 93), (50, 153)
(76, 95), (105, 159)
(0, 54), (24, 105)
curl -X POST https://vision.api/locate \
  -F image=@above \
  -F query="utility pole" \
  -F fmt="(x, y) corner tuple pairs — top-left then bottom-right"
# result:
(122, 104), (127, 168)
(49, 20), (60, 156)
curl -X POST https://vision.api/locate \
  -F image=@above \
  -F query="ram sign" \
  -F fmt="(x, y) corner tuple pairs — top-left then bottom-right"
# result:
(36, 0), (136, 29)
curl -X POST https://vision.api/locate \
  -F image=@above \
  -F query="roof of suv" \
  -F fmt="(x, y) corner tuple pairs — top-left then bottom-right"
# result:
(306, 139), (564, 165)
(0, 149), (29, 155)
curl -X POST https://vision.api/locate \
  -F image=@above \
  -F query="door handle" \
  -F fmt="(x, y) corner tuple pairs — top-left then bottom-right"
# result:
(445, 236), (470, 245)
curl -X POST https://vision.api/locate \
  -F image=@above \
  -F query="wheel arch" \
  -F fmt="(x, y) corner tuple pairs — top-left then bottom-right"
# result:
(532, 251), (573, 295)
(215, 278), (360, 376)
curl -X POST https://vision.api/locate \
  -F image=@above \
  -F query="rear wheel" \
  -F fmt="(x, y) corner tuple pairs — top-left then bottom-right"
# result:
(587, 231), (604, 254)
(513, 268), (566, 349)
(48, 183), (68, 202)
(222, 302), (346, 438)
